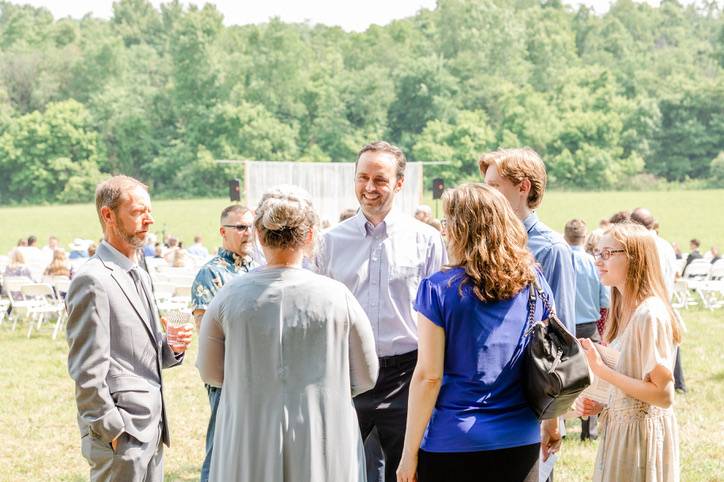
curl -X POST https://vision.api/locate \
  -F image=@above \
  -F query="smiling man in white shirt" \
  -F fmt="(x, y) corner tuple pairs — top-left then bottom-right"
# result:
(316, 141), (447, 482)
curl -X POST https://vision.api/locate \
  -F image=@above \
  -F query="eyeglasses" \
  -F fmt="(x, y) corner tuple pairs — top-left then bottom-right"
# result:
(593, 248), (625, 261)
(223, 224), (252, 232)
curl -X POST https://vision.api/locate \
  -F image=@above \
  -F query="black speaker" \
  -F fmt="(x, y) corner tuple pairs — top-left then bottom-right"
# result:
(432, 178), (445, 200)
(228, 179), (241, 202)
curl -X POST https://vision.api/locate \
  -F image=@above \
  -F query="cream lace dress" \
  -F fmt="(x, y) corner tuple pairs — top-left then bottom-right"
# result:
(593, 297), (680, 482)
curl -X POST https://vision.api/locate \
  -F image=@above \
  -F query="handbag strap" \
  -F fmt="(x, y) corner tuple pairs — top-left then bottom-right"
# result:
(526, 275), (558, 335)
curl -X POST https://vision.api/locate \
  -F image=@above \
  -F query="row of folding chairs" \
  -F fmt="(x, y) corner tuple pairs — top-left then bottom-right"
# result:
(672, 259), (724, 310)
(0, 276), (69, 339)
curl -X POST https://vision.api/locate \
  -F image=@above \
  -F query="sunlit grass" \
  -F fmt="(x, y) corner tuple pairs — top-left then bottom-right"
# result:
(0, 307), (722, 481)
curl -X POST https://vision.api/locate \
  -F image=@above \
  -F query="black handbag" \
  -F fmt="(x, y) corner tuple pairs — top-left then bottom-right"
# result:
(523, 279), (591, 420)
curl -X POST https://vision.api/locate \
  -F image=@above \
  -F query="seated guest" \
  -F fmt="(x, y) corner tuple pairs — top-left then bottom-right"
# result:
(4, 249), (32, 279)
(187, 235), (210, 258)
(397, 183), (561, 482)
(68, 239), (89, 260)
(682, 238), (702, 274)
(197, 185), (378, 482)
(44, 249), (71, 278)
(564, 219), (609, 440)
(710, 245), (721, 264)
(171, 248), (190, 268)
(163, 236), (179, 264)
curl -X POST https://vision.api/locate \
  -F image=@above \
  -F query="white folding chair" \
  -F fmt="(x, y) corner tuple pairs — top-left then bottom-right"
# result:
(3, 276), (35, 329)
(21, 283), (66, 339)
(680, 260), (712, 308)
(0, 296), (10, 326)
(51, 276), (72, 299)
(699, 260), (724, 310)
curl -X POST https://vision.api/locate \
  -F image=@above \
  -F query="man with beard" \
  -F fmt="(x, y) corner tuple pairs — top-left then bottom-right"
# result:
(66, 175), (193, 482)
(191, 204), (257, 482)
(316, 141), (447, 482)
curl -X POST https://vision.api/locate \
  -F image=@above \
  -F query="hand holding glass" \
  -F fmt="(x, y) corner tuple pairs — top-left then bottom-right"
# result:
(165, 310), (194, 352)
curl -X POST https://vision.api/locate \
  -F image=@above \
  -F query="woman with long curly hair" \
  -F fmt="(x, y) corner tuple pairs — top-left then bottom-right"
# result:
(397, 183), (561, 482)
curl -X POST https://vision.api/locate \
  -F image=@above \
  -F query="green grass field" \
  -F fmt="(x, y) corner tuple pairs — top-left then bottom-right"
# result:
(0, 308), (721, 481)
(1, 190), (722, 256)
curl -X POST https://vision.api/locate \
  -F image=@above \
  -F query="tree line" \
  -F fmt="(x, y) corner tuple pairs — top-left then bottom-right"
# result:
(0, 0), (722, 204)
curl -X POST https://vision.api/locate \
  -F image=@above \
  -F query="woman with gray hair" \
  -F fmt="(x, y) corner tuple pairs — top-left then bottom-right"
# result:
(197, 185), (379, 482)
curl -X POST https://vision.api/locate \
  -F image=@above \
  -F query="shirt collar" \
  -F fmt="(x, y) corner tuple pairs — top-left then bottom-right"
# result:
(353, 208), (402, 237)
(522, 212), (539, 233)
(571, 245), (585, 252)
(100, 240), (136, 272)
(218, 247), (252, 268)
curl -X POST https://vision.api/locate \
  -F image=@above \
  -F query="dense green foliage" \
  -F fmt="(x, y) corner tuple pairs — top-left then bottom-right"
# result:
(0, 0), (722, 203)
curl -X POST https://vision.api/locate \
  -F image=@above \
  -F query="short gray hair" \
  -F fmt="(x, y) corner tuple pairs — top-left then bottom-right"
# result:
(220, 204), (251, 224)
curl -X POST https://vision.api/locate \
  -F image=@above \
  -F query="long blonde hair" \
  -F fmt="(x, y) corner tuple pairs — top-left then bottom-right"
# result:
(605, 223), (682, 344)
(443, 183), (535, 301)
(44, 249), (70, 276)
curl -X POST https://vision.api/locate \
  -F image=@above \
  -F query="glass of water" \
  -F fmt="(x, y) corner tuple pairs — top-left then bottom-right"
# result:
(165, 310), (192, 349)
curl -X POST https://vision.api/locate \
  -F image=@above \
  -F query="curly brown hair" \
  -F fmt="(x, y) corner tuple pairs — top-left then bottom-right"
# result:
(443, 183), (535, 301)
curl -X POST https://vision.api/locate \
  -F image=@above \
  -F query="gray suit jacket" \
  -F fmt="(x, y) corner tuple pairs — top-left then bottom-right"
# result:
(66, 241), (182, 447)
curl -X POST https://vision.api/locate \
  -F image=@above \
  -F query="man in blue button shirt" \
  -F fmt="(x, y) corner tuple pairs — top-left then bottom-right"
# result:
(564, 218), (609, 440)
(479, 148), (576, 335)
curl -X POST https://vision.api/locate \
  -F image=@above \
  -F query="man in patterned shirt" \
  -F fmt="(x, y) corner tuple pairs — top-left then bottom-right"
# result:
(192, 204), (256, 482)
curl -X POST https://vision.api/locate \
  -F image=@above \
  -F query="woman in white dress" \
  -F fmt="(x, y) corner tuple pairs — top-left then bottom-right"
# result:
(197, 185), (379, 482)
(579, 222), (682, 482)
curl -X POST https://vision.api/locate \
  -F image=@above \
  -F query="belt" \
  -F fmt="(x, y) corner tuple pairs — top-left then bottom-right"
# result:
(378, 350), (418, 368)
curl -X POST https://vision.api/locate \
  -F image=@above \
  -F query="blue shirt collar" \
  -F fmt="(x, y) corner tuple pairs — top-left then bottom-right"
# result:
(353, 207), (402, 237)
(522, 212), (539, 233)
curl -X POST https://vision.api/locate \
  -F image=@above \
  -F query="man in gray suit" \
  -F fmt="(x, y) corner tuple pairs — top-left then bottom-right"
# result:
(66, 175), (193, 482)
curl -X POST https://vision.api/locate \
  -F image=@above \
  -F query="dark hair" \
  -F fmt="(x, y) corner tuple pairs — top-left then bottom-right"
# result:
(564, 219), (587, 244)
(27, 235), (37, 246)
(355, 141), (406, 179)
(690, 238), (700, 248)
(609, 210), (631, 224)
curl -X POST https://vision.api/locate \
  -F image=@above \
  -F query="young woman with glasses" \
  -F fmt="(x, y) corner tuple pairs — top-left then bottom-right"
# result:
(579, 222), (681, 482)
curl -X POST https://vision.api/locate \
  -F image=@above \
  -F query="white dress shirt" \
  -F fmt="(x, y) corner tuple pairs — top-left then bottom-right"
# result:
(316, 209), (447, 357)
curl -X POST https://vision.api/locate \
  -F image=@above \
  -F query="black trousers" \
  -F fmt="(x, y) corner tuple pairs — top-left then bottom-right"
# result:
(355, 350), (417, 482)
(576, 322), (600, 440)
(673, 347), (687, 392)
(417, 443), (541, 482)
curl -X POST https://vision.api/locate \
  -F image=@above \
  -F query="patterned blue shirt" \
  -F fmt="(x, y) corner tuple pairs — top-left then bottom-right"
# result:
(191, 248), (255, 312)
(523, 212), (576, 334)
(570, 245), (610, 325)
